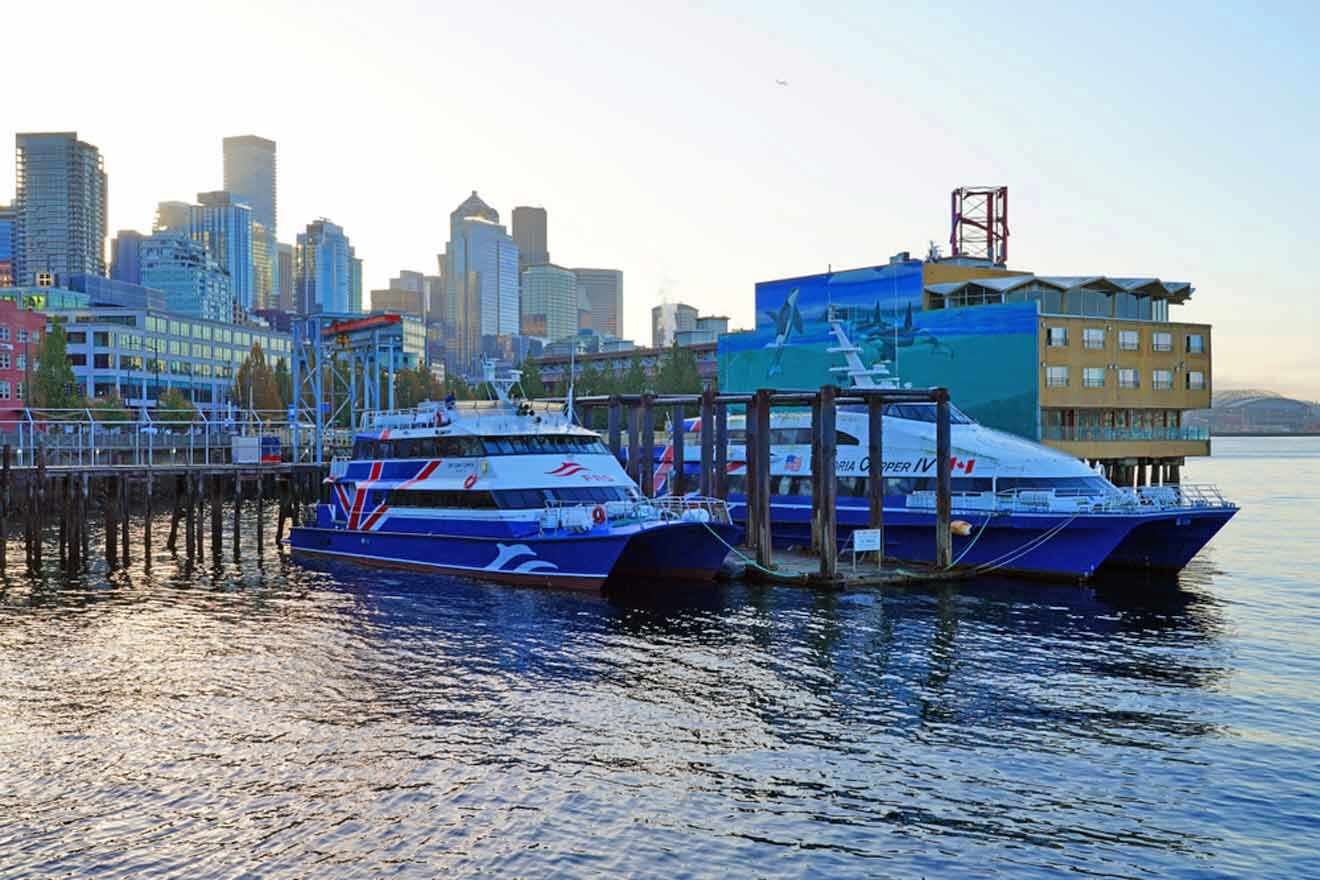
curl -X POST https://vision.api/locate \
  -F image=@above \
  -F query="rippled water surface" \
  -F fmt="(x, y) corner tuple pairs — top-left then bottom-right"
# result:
(2, 437), (1319, 878)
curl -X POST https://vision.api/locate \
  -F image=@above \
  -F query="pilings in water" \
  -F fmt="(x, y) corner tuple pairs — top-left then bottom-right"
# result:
(0, 456), (324, 576)
(574, 383), (956, 585)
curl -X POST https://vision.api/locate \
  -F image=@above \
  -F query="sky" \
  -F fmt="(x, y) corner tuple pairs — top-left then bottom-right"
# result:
(3, 1), (1318, 397)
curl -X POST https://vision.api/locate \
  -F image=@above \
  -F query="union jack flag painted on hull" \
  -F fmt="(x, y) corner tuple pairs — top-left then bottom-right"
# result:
(333, 461), (391, 531)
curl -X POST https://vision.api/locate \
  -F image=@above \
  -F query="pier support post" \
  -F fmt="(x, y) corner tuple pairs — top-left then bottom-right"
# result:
(168, 475), (182, 552)
(34, 449), (45, 572)
(748, 389), (773, 569)
(144, 471), (153, 570)
(670, 403), (685, 497)
(184, 474), (195, 562)
(276, 477), (289, 544)
(121, 476), (130, 567)
(1, 445), (9, 573)
(699, 387), (714, 498)
(607, 398), (623, 465)
(935, 389), (953, 569)
(816, 385), (838, 580)
(211, 474), (222, 564)
(867, 394), (884, 561)
(640, 394), (656, 498)
(106, 477), (119, 570)
(810, 393), (823, 554)
(233, 474), (242, 563)
(626, 405), (641, 485)
(714, 401), (728, 500)
(194, 472), (205, 561)
(81, 474), (90, 566)
(257, 473), (266, 557)
(58, 475), (68, 569)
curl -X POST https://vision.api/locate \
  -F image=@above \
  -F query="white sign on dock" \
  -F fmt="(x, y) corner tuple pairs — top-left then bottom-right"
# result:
(853, 529), (882, 552)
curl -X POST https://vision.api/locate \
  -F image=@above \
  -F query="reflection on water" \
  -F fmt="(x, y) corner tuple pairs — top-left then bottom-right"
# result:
(1, 437), (1317, 878)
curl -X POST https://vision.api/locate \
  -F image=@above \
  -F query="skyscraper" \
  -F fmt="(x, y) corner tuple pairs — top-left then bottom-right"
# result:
(296, 219), (358, 314)
(190, 191), (253, 313)
(110, 230), (144, 284)
(511, 206), (548, 270)
(14, 132), (108, 285)
(445, 192), (519, 371)
(140, 232), (233, 321)
(222, 135), (276, 235)
(520, 264), (578, 343)
(276, 242), (295, 311)
(572, 268), (624, 336)
(153, 201), (192, 234)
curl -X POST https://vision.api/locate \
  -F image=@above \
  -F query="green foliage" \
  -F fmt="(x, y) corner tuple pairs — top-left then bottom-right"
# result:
(233, 342), (284, 412)
(156, 387), (196, 427)
(656, 343), (702, 395)
(274, 357), (292, 409)
(518, 359), (546, 399)
(33, 322), (84, 410)
(619, 353), (650, 395)
(443, 375), (474, 401)
(394, 364), (445, 409)
(91, 391), (132, 423)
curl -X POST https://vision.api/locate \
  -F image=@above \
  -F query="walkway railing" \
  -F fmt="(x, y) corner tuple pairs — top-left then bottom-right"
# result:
(1042, 426), (1210, 443)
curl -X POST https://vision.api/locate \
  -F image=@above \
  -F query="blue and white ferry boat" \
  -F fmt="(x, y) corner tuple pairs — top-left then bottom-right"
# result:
(657, 310), (1238, 580)
(289, 366), (740, 590)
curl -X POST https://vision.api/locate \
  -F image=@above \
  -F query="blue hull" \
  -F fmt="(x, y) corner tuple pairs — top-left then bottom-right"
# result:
(288, 510), (739, 590)
(1100, 507), (1237, 571)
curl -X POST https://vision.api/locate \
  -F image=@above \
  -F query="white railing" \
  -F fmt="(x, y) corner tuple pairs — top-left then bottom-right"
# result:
(536, 495), (732, 534)
(905, 484), (1236, 515)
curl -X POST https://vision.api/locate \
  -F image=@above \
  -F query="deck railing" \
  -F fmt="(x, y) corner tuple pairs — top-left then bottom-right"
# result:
(1042, 426), (1210, 443)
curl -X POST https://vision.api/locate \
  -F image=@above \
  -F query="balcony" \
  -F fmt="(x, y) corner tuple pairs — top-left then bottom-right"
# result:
(1042, 426), (1209, 443)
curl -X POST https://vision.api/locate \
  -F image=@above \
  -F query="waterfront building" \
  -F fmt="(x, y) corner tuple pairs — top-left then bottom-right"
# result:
(110, 230), (144, 284)
(49, 305), (291, 414)
(295, 220), (359, 314)
(0, 204), (14, 287)
(512, 206), (548, 270)
(13, 132), (108, 286)
(276, 242), (295, 311)
(139, 233), (233, 321)
(572, 268), (623, 337)
(252, 221), (275, 312)
(66, 274), (166, 311)
(533, 338), (716, 392)
(444, 192), (519, 371)
(674, 314), (729, 347)
(651, 302), (699, 348)
(222, 135), (277, 236)
(312, 312), (425, 375)
(717, 254), (1214, 484)
(0, 287), (92, 312)
(520, 263), (579, 343)
(0, 299), (47, 420)
(153, 201), (192, 235)
(191, 191), (254, 313)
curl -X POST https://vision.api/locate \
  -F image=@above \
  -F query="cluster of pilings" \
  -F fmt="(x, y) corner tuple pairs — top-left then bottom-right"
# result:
(1092, 458), (1181, 488)
(0, 445), (325, 576)
(575, 385), (956, 582)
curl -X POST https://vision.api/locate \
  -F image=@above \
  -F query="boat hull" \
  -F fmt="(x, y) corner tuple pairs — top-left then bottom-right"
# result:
(288, 518), (740, 590)
(1100, 507), (1237, 571)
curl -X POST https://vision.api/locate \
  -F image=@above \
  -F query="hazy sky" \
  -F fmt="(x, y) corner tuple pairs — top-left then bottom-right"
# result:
(4, 1), (1317, 396)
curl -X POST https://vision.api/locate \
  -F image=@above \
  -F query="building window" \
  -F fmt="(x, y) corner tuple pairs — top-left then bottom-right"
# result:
(17, 329), (28, 344)
(1082, 328), (1105, 349)
(1119, 368), (1140, 389)
(1153, 369), (1173, 390)
(1119, 330), (1140, 351)
(0, 353), (9, 370)
(0, 328), (9, 342)
(16, 383), (24, 401)
(16, 355), (25, 371)
(1047, 327), (1069, 347)
(1153, 331), (1173, 352)
(0, 382), (10, 400)
(1187, 370), (1206, 390)
(1083, 367), (1105, 388)
(1186, 334), (1205, 354)
(1046, 366), (1069, 387)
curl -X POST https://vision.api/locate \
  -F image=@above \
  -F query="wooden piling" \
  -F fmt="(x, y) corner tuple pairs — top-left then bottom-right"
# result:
(626, 405), (641, 486)
(80, 474), (90, 566)
(194, 472), (204, 561)
(144, 471), (153, 570)
(816, 384), (838, 580)
(607, 398), (623, 465)
(184, 473), (195, 562)
(105, 477), (119, 569)
(58, 475), (68, 569)
(748, 389), (773, 569)
(120, 475), (130, 567)
(34, 449), (45, 571)
(211, 474), (222, 564)
(168, 474), (183, 552)
(276, 477), (289, 544)
(867, 395), (884, 559)
(257, 473), (265, 557)
(232, 474), (242, 563)
(670, 403), (685, 497)
(714, 401), (728, 500)
(699, 387), (714, 498)
(640, 394), (655, 498)
(1, 445), (9, 572)
(935, 389), (952, 569)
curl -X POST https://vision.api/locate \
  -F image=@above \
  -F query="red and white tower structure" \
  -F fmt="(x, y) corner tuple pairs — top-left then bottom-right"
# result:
(949, 186), (1009, 265)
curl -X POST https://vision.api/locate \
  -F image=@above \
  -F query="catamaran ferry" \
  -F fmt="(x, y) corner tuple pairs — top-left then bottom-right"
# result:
(288, 366), (739, 590)
(656, 310), (1238, 580)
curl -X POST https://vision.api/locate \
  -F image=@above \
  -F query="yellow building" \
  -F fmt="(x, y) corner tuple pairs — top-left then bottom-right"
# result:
(925, 267), (1211, 486)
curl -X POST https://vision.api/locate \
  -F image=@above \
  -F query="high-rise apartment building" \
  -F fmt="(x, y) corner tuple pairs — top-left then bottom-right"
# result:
(14, 132), (108, 285)
(444, 192), (519, 371)
(652, 302), (698, 348)
(222, 135), (276, 235)
(296, 219), (359, 314)
(276, 242), (295, 311)
(511, 206), (548, 270)
(191, 191), (253, 313)
(572, 268), (624, 336)
(0, 205), (14, 287)
(520, 264), (579, 343)
(372, 270), (428, 318)
(110, 230), (144, 284)
(139, 232), (233, 321)
(153, 201), (192, 234)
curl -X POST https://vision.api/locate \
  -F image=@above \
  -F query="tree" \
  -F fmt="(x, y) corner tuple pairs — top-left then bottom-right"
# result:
(32, 322), (84, 410)
(619, 352), (650, 395)
(273, 357), (292, 409)
(394, 364), (444, 409)
(656, 343), (702, 394)
(518, 358), (546, 399)
(233, 342), (283, 413)
(91, 391), (132, 424)
(156, 387), (196, 428)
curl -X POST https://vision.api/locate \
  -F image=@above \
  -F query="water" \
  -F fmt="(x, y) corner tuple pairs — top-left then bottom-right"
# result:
(1, 437), (1318, 878)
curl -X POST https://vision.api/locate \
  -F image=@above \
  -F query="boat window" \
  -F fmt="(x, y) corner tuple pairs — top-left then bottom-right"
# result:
(997, 476), (1110, 493)
(481, 435), (609, 455)
(881, 403), (974, 424)
(837, 430), (860, 445)
(491, 486), (636, 508)
(769, 428), (812, 445)
(382, 490), (498, 508)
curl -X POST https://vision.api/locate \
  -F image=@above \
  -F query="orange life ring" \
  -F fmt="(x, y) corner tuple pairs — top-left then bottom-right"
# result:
(591, 504), (607, 525)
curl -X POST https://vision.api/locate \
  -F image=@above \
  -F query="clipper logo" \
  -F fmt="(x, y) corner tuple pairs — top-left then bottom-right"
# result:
(546, 461), (589, 477)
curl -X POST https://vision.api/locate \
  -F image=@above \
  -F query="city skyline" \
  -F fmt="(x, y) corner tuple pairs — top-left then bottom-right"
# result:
(1, 2), (1316, 395)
